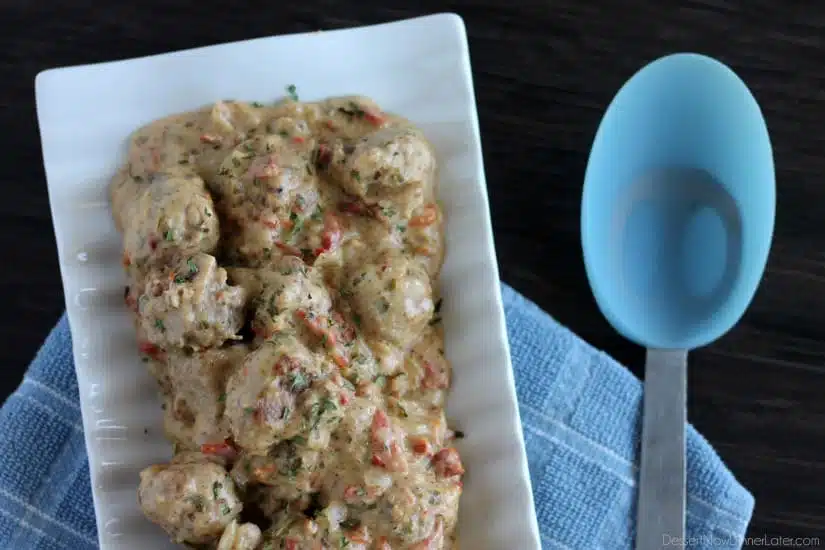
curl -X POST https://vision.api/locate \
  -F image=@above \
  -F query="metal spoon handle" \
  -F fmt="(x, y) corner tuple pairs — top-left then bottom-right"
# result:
(636, 348), (687, 550)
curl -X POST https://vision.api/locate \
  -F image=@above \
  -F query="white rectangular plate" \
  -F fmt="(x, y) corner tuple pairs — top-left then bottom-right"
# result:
(35, 13), (540, 550)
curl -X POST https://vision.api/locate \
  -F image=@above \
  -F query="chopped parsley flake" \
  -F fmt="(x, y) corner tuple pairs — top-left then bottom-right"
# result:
(186, 257), (199, 277)
(290, 371), (309, 392)
(154, 319), (165, 332)
(286, 84), (299, 101)
(187, 494), (205, 512)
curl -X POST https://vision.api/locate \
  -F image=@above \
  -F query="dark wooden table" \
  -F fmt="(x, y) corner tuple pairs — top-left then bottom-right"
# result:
(2, 1), (824, 547)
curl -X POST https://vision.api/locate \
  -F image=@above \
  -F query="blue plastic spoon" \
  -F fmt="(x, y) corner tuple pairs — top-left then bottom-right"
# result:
(581, 53), (775, 549)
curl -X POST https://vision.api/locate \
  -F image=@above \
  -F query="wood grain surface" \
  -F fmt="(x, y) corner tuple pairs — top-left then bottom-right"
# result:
(1, 0), (823, 547)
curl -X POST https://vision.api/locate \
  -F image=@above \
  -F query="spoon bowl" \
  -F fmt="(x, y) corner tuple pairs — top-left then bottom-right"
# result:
(582, 53), (775, 350)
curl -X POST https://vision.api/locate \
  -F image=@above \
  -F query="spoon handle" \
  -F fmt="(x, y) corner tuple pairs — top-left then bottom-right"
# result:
(636, 348), (687, 550)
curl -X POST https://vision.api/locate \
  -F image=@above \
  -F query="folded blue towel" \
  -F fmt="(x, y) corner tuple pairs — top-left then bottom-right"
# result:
(0, 283), (754, 550)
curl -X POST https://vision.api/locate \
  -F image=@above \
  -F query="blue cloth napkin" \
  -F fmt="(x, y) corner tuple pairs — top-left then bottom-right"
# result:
(0, 283), (754, 550)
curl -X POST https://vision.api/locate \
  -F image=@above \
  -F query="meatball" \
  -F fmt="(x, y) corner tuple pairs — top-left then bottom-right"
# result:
(233, 440), (324, 503)
(211, 134), (314, 207)
(263, 512), (327, 550)
(122, 175), (219, 270)
(319, 95), (392, 140)
(224, 334), (328, 453)
(209, 100), (263, 138)
(138, 253), (247, 350)
(158, 346), (248, 450)
(346, 253), (434, 349)
(216, 520), (262, 550)
(109, 167), (147, 232)
(125, 109), (211, 181)
(327, 127), (436, 206)
(369, 484), (451, 546)
(213, 134), (333, 266)
(251, 256), (333, 339)
(138, 458), (242, 544)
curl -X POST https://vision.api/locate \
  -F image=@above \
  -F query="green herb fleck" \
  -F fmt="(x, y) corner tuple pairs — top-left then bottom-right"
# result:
(352, 313), (362, 328)
(218, 393), (226, 403)
(251, 101), (264, 108)
(321, 397), (337, 414)
(212, 481), (222, 499)
(286, 84), (299, 101)
(220, 499), (231, 515)
(154, 319), (165, 332)
(163, 230), (174, 241)
(350, 169), (360, 182)
(244, 406), (257, 415)
(288, 211), (304, 239)
(267, 293), (280, 318)
(337, 101), (367, 119)
(278, 130), (289, 137)
(290, 371), (309, 392)
(186, 257), (199, 277)
(308, 397), (338, 431)
(204, 208), (213, 218)
(187, 494), (205, 512)
(396, 224), (407, 233)
(340, 535), (351, 548)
